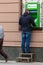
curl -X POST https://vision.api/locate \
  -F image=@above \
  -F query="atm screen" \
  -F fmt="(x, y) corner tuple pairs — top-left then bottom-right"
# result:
(29, 10), (37, 20)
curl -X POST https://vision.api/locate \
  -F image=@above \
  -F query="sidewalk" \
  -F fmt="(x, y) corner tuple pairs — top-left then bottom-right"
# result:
(0, 60), (43, 65)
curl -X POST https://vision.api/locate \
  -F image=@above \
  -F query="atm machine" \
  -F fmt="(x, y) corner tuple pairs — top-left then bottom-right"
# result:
(25, 2), (40, 28)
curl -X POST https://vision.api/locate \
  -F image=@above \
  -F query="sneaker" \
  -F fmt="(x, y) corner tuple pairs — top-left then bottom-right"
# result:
(5, 56), (8, 62)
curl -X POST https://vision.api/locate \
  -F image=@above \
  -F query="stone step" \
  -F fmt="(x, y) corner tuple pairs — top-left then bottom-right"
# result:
(16, 57), (31, 62)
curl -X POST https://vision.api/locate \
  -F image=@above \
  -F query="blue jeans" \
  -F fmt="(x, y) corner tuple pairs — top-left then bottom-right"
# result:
(21, 32), (31, 53)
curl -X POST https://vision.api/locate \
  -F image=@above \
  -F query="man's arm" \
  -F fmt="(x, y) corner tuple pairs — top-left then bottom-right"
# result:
(30, 17), (36, 26)
(19, 17), (22, 31)
(19, 25), (22, 30)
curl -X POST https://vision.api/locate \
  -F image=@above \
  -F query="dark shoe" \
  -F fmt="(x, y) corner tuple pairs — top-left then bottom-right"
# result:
(5, 56), (8, 62)
(26, 51), (31, 53)
(28, 51), (32, 53)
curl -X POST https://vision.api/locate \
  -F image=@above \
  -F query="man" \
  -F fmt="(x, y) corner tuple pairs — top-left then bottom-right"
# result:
(0, 26), (8, 62)
(19, 10), (36, 53)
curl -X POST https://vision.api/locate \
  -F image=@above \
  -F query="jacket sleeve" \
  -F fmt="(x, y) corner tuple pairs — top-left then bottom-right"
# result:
(19, 17), (22, 25)
(19, 17), (22, 31)
(30, 17), (36, 26)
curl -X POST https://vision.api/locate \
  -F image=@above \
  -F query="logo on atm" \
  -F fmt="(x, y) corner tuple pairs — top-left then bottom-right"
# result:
(27, 4), (37, 9)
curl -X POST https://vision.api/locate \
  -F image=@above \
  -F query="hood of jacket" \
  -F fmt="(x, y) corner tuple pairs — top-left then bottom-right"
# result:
(23, 12), (29, 16)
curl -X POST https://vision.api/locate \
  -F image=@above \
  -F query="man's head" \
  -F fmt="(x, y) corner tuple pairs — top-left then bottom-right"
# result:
(25, 9), (30, 14)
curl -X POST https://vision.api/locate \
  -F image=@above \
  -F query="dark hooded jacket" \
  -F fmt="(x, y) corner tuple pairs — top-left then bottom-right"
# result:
(19, 12), (36, 32)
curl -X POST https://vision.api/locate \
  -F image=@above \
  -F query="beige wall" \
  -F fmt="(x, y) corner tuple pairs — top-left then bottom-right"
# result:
(1, 0), (43, 47)
(0, 0), (20, 46)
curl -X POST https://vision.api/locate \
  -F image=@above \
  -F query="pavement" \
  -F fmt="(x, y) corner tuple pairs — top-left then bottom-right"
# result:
(0, 60), (43, 65)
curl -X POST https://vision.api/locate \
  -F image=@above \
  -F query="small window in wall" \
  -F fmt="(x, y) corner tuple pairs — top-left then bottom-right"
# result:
(21, 0), (42, 29)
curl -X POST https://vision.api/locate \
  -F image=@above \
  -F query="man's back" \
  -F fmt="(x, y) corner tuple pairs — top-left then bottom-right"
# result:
(19, 12), (36, 32)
